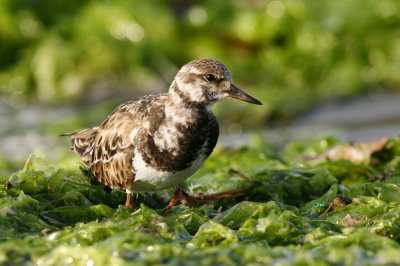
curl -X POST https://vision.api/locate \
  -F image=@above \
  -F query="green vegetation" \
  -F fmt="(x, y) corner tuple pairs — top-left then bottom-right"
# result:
(1, 0), (400, 126)
(1, 136), (400, 265)
(2, 1), (400, 264)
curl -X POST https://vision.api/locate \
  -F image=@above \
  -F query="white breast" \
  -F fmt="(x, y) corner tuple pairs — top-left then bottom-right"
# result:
(128, 150), (207, 193)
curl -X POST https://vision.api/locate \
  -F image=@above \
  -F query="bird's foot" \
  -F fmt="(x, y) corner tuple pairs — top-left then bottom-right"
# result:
(196, 187), (252, 200)
(164, 186), (201, 211)
(163, 186), (253, 211)
(196, 169), (259, 200)
(164, 170), (259, 211)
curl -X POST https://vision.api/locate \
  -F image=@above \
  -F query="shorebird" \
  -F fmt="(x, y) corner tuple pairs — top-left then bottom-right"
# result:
(62, 58), (262, 209)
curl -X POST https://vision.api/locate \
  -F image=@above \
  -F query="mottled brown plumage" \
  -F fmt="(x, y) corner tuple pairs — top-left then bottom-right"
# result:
(62, 58), (261, 208)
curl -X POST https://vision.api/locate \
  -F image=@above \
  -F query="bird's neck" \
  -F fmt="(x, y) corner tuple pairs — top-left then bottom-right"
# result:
(165, 81), (209, 124)
(150, 81), (213, 153)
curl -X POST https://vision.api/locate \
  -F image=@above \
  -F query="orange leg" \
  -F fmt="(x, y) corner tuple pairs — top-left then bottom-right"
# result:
(197, 187), (252, 200)
(125, 192), (136, 209)
(164, 186), (201, 211)
(164, 191), (180, 211)
(180, 189), (202, 202)
(164, 170), (259, 211)
(196, 169), (259, 200)
(164, 185), (257, 211)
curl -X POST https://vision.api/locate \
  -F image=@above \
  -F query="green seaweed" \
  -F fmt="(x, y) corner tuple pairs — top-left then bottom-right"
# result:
(1, 137), (400, 265)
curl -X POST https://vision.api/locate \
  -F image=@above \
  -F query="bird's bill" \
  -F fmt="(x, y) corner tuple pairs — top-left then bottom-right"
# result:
(227, 84), (262, 105)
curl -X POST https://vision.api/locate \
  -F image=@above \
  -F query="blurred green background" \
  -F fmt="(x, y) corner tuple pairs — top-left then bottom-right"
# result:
(1, 0), (400, 169)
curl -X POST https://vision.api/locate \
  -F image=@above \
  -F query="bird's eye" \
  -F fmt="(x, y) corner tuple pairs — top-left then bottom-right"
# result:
(204, 74), (216, 82)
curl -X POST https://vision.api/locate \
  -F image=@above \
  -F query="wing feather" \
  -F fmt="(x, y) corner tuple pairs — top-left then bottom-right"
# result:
(89, 112), (137, 189)
(63, 128), (97, 165)
(62, 93), (168, 189)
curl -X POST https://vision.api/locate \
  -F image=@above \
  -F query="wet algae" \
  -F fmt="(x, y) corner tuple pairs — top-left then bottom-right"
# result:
(1, 137), (400, 265)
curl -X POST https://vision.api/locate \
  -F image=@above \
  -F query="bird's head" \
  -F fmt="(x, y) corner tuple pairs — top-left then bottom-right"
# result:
(171, 58), (262, 106)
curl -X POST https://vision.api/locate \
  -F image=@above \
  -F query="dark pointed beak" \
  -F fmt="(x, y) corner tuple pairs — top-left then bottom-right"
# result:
(226, 83), (262, 105)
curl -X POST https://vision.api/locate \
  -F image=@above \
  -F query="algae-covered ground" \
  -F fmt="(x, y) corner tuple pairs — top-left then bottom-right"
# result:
(1, 136), (400, 265)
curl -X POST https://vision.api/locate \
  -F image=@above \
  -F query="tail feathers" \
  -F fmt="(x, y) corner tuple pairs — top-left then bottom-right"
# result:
(60, 127), (98, 138)
(71, 138), (89, 157)
(62, 127), (98, 166)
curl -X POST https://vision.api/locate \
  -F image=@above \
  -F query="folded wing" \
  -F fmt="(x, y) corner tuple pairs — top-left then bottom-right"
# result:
(63, 112), (137, 189)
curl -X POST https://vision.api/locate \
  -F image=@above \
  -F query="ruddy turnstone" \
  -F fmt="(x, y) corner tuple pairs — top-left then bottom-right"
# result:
(62, 58), (262, 209)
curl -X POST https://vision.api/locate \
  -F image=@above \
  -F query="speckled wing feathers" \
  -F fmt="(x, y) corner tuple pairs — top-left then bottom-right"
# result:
(89, 111), (136, 189)
(66, 94), (168, 189)
(62, 128), (97, 165)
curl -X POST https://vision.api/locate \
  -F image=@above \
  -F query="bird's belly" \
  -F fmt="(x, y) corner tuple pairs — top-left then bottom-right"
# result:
(129, 152), (205, 192)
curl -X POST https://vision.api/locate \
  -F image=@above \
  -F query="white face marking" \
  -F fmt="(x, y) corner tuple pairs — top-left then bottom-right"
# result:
(175, 75), (207, 103)
(179, 65), (202, 75)
(188, 83), (206, 102)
